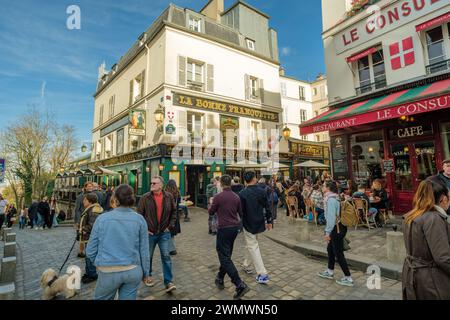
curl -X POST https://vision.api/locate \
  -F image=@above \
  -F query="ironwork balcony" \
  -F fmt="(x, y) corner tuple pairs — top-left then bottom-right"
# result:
(426, 59), (450, 75)
(355, 78), (387, 95)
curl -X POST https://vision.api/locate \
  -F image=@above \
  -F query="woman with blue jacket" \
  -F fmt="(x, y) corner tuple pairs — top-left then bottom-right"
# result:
(317, 180), (354, 287)
(86, 184), (150, 300)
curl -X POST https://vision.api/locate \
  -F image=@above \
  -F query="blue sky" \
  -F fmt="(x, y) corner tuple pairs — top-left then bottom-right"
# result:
(0, 0), (325, 153)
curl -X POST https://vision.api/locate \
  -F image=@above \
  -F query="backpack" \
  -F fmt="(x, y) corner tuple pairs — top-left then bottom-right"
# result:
(339, 200), (359, 228)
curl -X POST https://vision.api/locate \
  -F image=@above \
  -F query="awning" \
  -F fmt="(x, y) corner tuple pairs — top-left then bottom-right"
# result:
(346, 47), (377, 63)
(416, 12), (450, 32)
(294, 160), (329, 168)
(96, 166), (121, 176)
(300, 78), (450, 135)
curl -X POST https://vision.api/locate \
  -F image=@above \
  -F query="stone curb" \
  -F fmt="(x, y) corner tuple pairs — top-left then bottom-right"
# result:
(264, 233), (403, 281)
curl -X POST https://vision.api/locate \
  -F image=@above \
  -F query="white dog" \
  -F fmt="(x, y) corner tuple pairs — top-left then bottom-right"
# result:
(40, 268), (77, 300)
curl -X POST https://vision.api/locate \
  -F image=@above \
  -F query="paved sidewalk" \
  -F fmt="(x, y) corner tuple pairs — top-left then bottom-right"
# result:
(13, 208), (402, 300)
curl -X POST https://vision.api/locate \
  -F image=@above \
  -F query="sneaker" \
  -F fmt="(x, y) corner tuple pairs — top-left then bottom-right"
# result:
(169, 251), (177, 256)
(317, 270), (334, 280)
(256, 274), (270, 284)
(184, 218), (191, 222)
(215, 277), (225, 290)
(77, 252), (86, 258)
(336, 277), (354, 287)
(165, 282), (177, 293)
(144, 277), (155, 287)
(211, 232), (217, 236)
(233, 282), (250, 300)
(242, 266), (255, 275)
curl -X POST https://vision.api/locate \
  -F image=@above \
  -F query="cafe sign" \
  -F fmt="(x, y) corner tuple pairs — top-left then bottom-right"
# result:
(173, 93), (279, 123)
(297, 145), (324, 158)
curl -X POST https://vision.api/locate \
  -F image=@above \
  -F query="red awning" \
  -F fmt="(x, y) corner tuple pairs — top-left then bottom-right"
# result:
(300, 79), (450, 135)
(416, 11), (450, 32)
(346, 47), (377, 63)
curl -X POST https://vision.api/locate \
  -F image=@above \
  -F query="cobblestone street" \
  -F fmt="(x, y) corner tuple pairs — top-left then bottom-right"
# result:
(13, 208), (402, 300)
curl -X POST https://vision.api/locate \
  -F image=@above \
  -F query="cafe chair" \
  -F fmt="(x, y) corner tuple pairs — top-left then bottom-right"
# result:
(352, 198), (377, 230)
(304, 198), (318, 228)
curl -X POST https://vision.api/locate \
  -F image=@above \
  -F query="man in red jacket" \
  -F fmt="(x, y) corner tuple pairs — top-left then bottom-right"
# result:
(137, 176), (177, 293)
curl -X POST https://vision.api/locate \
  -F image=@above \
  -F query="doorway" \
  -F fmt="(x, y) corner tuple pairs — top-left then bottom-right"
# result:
(186, 166), (207, 208)
(390, 141), (437, 213)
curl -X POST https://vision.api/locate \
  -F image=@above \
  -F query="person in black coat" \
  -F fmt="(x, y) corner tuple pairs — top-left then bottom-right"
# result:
(231, 177), (244, 195)
(6, 204), (17, 228)
(37, 197), (51, 229)
(28, 201), (39, 228)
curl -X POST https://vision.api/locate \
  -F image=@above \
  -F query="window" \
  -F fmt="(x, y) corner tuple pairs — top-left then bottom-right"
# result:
(130, 136), (144, 152)
(426, 26), (446, 73)
(316, 135), (321, 142)
(108, 95), (115, 119)
(246, 38), (255, 51)
(250, 77), (258, 98)
(187, 112), (204, 145)
(189, 17), (201, 32)
(116, 128), (124, 155)
(442, 122), (450, 160)
(99, 105), (104, 125)
(300, 109), (307, 123)
(129, 70), (145, 105)
(356, 49), (386, 94)
(187, 60), (204, 91)
(350, 131), (385, 188)
(301, 135), (308, 141)
(105, 135), (113, 158)
(250, 121), (260, 149)
(313, 88), (318, 96)
(96, 140), (102, 159)
(299, 86), (305, 101)
(281, 82), (287, 97)
(314, 110), (319, 117)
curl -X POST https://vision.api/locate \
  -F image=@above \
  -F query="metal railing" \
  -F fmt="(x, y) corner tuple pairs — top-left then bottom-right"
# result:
(426, 59), (450, 75)
(355, 78), (387, 95)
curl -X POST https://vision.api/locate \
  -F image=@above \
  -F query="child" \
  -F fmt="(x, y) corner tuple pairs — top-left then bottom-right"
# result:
(19, 206), (28, 229)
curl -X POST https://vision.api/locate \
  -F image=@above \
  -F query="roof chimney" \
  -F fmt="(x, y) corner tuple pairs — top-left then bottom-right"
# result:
(279, 67), (285, 76)
(200, 0), (224, 22)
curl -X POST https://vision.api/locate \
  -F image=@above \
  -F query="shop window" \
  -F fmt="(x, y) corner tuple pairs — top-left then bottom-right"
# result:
(441, 122), (450, 160)
(356, 49), (386, 95)
(250, 121), (261, 149)
(350, 131), (384, 187)
(187, 112), (204, 145)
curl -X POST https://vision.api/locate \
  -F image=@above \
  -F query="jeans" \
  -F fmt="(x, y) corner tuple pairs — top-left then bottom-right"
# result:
(94, 267), (143, 300)
(216, 226), (242, 288)
(19, 217), (26, 229)
(85, 257), (98, 278)
(242, 229), (267, 275)
(327, 224), (351, 277)
(36, 213), (44, 228)
(0, 214), (4, 229)
(180, 205), (189, 219)
(272, 203), (278, 220)
(316, 208), (325, 224)
(148, 232), (173, 285)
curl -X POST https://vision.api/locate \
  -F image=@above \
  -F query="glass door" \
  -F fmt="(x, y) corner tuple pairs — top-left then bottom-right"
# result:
(390, 141), (437, 213)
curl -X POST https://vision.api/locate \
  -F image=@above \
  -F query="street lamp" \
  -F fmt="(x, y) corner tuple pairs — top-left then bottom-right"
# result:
(154, 104), (165, 132)
(81, 144), (87, 153)
(282, 126), (291, 140)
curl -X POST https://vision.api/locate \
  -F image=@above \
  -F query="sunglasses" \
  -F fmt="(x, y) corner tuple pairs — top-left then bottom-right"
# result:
(151, 182), (161, 185)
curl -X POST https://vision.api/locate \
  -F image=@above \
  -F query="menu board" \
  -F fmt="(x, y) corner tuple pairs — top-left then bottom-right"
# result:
(382, 159), (395, 174)
(331, 135), (349, 181)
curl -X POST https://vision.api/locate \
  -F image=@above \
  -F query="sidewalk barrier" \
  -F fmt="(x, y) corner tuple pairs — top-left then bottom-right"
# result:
(3, 243), (16, 258)
(0, 257), (16, 284)
(2, 228), (12, 242)
(295, 219), (310, 242)
(0, 283), (15, 300)
(386, 231), (406, 264)
(5, 233), (16, 243)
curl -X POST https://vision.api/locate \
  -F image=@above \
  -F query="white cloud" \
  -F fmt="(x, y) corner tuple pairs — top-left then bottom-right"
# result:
(281, 47), (292, 57)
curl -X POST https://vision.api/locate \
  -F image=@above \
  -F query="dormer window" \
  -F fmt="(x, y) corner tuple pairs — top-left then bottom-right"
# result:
(246, 39), (255, 51)
(138, 32), (146, 46)
(189, 17), (201, 32)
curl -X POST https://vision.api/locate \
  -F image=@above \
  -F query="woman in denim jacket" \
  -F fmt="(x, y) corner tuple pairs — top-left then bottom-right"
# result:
(86, 184), (150, 300)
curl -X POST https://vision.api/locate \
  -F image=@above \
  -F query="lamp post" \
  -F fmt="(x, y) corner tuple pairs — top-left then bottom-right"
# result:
(154, 104), (165, 133)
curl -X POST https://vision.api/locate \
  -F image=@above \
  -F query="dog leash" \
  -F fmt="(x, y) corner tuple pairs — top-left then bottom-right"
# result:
(58, 237), (78, 276)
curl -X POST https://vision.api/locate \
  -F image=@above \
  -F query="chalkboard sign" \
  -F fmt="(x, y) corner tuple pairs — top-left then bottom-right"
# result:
(382, 159), (395, 173)
(331, 135), (349, 181)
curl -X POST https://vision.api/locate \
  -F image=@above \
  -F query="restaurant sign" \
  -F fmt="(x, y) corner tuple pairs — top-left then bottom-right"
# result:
(301, 94), (450, 135)
(173, 93), (279, 123)
(297, 144), (324, 158)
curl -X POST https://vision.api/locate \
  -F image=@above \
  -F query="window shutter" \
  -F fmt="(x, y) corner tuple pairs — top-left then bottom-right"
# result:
(259, 79), (264, 103)
(178, 110), (188, 143)
(246, 119), (252, 149)
(129, 80), (134, 106)
(244, 74), (250, 100)
(141, 70), (145, 98)
(206, 64), (214, 92)
(178, 56), (186, 86)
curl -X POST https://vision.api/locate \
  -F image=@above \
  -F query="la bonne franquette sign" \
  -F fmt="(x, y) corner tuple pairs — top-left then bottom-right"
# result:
(334, 0), (447, 54)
